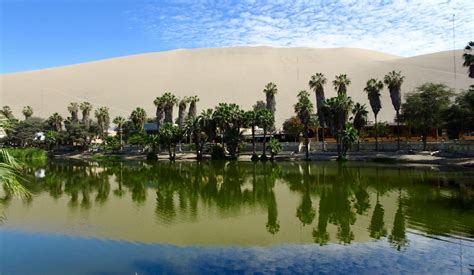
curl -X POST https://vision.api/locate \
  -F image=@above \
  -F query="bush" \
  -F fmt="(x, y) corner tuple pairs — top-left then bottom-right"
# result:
(251, 153), (259, 162)
(259, 154), (268, 161)
(211, 144), (226, 160)
(146, 152), (158, 161)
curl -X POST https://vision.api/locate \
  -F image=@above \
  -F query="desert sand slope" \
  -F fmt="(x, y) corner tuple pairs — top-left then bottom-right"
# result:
(1, 47), (472, 127)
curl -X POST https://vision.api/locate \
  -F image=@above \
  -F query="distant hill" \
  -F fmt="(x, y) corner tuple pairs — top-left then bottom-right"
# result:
(1, 47), (472, 127)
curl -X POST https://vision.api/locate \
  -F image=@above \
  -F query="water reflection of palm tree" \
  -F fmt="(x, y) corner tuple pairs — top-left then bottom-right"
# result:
(296, 163), (316, 226)
(368, 192), (387, 239)
(354, 167), (370, 215)
(313, 187), (330, 245)
(331, 163), (355, 244)
(389, 190), (409, 250)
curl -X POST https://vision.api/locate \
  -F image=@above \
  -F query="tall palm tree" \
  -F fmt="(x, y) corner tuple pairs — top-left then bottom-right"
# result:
(94, 106), (110, 138)
(243, 110), (258, 156)
(162, 92), (178, 123)
(1, 106), (14, 119)
(295, 90), (314, 160)
(258, 108), (274, 159)
(364, 78), (384, 151)
(130, 107), (147, 131)
(309, 73), (327, 151)
(177, 97), (189, 129)
(113, 116), (126, 150)
(80, 102), (93, 128)
(352, 103), (369, 151)
(187, 95), (200, 120)
(463, 41), (474, 78)
(22, 106), (33, 120)
(67, 102), (80, 122)
(153, 96), (165, 130)
(384, 71), (405, 150)
(263, 82), (278, 130)
(333, 74), (351, 96)
(48, 112), (63, 131)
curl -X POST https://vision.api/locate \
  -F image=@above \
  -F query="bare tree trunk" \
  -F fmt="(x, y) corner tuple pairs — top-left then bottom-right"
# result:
(305, 125), (309, 160)
(321, 125), (326, 151)
(396, 111), (400, 151)
(262, 127), (267, 156)
(252, 126), (256, 155)
(375, 114), (378, 152)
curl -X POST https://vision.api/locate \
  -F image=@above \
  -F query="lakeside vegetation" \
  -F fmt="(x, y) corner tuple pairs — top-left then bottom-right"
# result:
(1, 42), (473, 163)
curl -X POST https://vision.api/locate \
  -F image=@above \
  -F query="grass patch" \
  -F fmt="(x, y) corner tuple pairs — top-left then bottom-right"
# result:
(4, 148), (47, 160)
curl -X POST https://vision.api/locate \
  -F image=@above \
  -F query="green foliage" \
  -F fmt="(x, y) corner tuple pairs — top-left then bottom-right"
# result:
(130, 107), (147, 131)
(463, 41), (474, 78)
(401, 83), (454, 149)
(253, 100), (266, 112)
(444, 86), (474, 139)
(268, 138), (282, 161)
(158, 123), (183, 160)
(6, 117), (45, 146)
(294, 90), (314, 160)
(211, 144), (227, 160)
(323, 94), (353, 158)
(340, 123), (358, 159)
(22, 106), (34, 120)
(333, 74), (351, 96)
(4, 148), (47, 161)
(0, 149), (31, 199)
(282, 116), (304, 141)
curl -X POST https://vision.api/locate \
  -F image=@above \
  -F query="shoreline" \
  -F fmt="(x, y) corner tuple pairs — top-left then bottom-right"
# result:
(50, 150), (474, 168)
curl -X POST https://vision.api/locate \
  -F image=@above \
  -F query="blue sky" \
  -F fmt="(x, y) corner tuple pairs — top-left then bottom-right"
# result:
(1, 0), (473, 73)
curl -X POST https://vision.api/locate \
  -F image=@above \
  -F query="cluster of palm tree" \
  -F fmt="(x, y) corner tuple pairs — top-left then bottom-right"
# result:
(307, 71), (405, 158)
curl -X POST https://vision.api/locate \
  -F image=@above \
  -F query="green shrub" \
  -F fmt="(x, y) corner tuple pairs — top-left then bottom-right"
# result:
(211, 144), (226, 160)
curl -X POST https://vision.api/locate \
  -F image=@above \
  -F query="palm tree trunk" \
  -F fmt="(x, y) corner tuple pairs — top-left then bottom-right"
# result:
(396, 111), (400, 151)
(305, 125), (309, 160)
(252, 126), (256, 155)
(375, 115), (378, 151)
(263, 127), (267, 156)
(321, 125), (326, 151)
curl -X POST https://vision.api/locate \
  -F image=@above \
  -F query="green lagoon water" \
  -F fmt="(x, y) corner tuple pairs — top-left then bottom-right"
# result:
(1, 160), (473, 274)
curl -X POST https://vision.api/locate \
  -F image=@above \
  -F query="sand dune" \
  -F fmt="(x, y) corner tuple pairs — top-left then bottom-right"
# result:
(1, 47), (472, 127)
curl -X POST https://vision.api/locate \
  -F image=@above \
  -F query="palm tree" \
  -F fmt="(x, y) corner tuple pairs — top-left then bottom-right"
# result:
(243, 110), (258, 157)
(67, 102), (80, 122)
(187, 95), (200, 119)
(22, 106), (33, 120)
(352, 103), (369, 151)
(1, 106), (14, 119)
(384, 71), (405, 150)
(463, 41), (474, 78)
(322, 94), (354, 159)
(263, 82), (278, 130)
(80, 102), (93, 128)
(130, 107), (147, 131)
(162, 92), (178, 123)
(258, 108), (274, 159)
(177, 97), (189, 129)
(94, 106), (110, 138)
(364, 78), (384, 151)
(113, 116), (126, 150)
(253, 100), (266, 112)
(295, 90), (314, 160)
(0, 149), (30, 199)
(153, 96), (165, 130)
(333, 74), (351, 96)
(309, 73), (327, 150)
(48, 112), (63, 131)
